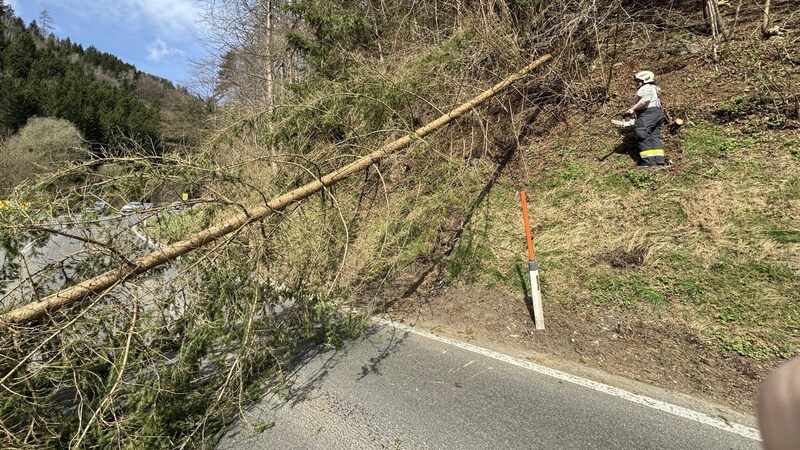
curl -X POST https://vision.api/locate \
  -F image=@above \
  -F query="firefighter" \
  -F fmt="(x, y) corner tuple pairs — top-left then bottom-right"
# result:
(625, 71), (666, 168)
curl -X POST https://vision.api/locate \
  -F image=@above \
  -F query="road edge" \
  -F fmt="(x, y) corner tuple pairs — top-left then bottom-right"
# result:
(373, 316), (762, 442)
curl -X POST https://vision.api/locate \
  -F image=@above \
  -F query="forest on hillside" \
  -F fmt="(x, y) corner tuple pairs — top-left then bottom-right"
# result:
(0, 4), (160, 146)
(0, 1), (211, 194)
(1, 0), (798, 448)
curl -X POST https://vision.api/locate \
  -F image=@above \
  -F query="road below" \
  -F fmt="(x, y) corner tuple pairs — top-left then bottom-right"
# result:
(217, 319), (760, 449)
(1, 211), (166, 310)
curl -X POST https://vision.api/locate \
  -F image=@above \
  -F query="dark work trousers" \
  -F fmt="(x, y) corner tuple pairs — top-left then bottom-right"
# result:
(635, 107), (666, 165)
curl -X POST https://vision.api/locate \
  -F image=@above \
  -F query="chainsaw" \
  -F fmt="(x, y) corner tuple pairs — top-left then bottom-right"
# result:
(610, 110), (684, 128)
(610, 111), (636, 128)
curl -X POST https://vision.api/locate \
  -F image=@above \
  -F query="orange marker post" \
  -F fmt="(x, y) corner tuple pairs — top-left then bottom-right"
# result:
(520, 191), (544, 330)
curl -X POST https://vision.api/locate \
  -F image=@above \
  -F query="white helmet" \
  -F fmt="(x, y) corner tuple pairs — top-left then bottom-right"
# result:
(634, 70), (655, 83)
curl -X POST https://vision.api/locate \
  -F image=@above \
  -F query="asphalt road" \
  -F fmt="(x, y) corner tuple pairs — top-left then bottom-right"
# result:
(1, 211), (162, 308)
(218, 319), (760, 450)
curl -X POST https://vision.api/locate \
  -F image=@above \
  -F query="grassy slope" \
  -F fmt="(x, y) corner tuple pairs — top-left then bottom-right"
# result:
(13, 3), (799, 447)
(357, 27), (799, 413)
(157, 3), (798, 415)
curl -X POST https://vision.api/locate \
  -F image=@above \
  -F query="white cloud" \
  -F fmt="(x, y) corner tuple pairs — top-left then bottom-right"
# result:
(74, 0), (201, 35)
(15, 1), (205, 82)
(133, 0), (201, 33)
(147, 37), (185, 62)
(6, 0), (19, 10)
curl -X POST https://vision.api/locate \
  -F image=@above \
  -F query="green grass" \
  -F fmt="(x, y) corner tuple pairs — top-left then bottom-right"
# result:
(600, 171), (634, 195)
(785, 137), (800, 158)
(583, 272), (666, 309)
(767, 177), (800, 202)
(624, 170), (655, 189)
(765, 229), (800, 243)
(143, 207), (210, 244)
(681, 126), (755, 159)
(642, 199), (686, 223)
(715, 94), (764, 119)
(657, 246), (799, 358)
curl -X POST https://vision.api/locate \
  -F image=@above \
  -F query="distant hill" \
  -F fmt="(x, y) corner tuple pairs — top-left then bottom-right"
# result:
(0, 2), (209, 155)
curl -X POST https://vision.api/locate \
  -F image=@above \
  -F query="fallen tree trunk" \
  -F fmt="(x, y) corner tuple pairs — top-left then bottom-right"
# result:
(1, 54), (553, 325)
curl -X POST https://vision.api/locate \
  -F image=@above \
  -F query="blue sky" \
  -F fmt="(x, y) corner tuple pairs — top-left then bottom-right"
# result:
(7, 0), (206, 87)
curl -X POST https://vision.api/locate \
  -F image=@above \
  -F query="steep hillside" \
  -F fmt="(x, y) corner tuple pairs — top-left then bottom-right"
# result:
(192, 0), (799, 417)
(1, 0), (797, 447)
(379, 8), (800, 414)
(173, 2), (798, 414)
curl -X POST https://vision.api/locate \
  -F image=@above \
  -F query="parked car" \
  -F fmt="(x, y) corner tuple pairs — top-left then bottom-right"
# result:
(87, 200), (108, 213)
(121, 202), (142, 213)
(121, 202), (153, 213)
(168, 201), (185, 212)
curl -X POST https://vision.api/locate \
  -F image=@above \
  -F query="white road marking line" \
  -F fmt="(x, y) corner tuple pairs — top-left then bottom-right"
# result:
(21, 242), (35, 255)
(373, 317), (761, 442)
(129, 225), (161, 249)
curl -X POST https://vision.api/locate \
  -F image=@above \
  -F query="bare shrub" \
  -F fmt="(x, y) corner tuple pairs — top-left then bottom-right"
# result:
(0, 117), (90, 194)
